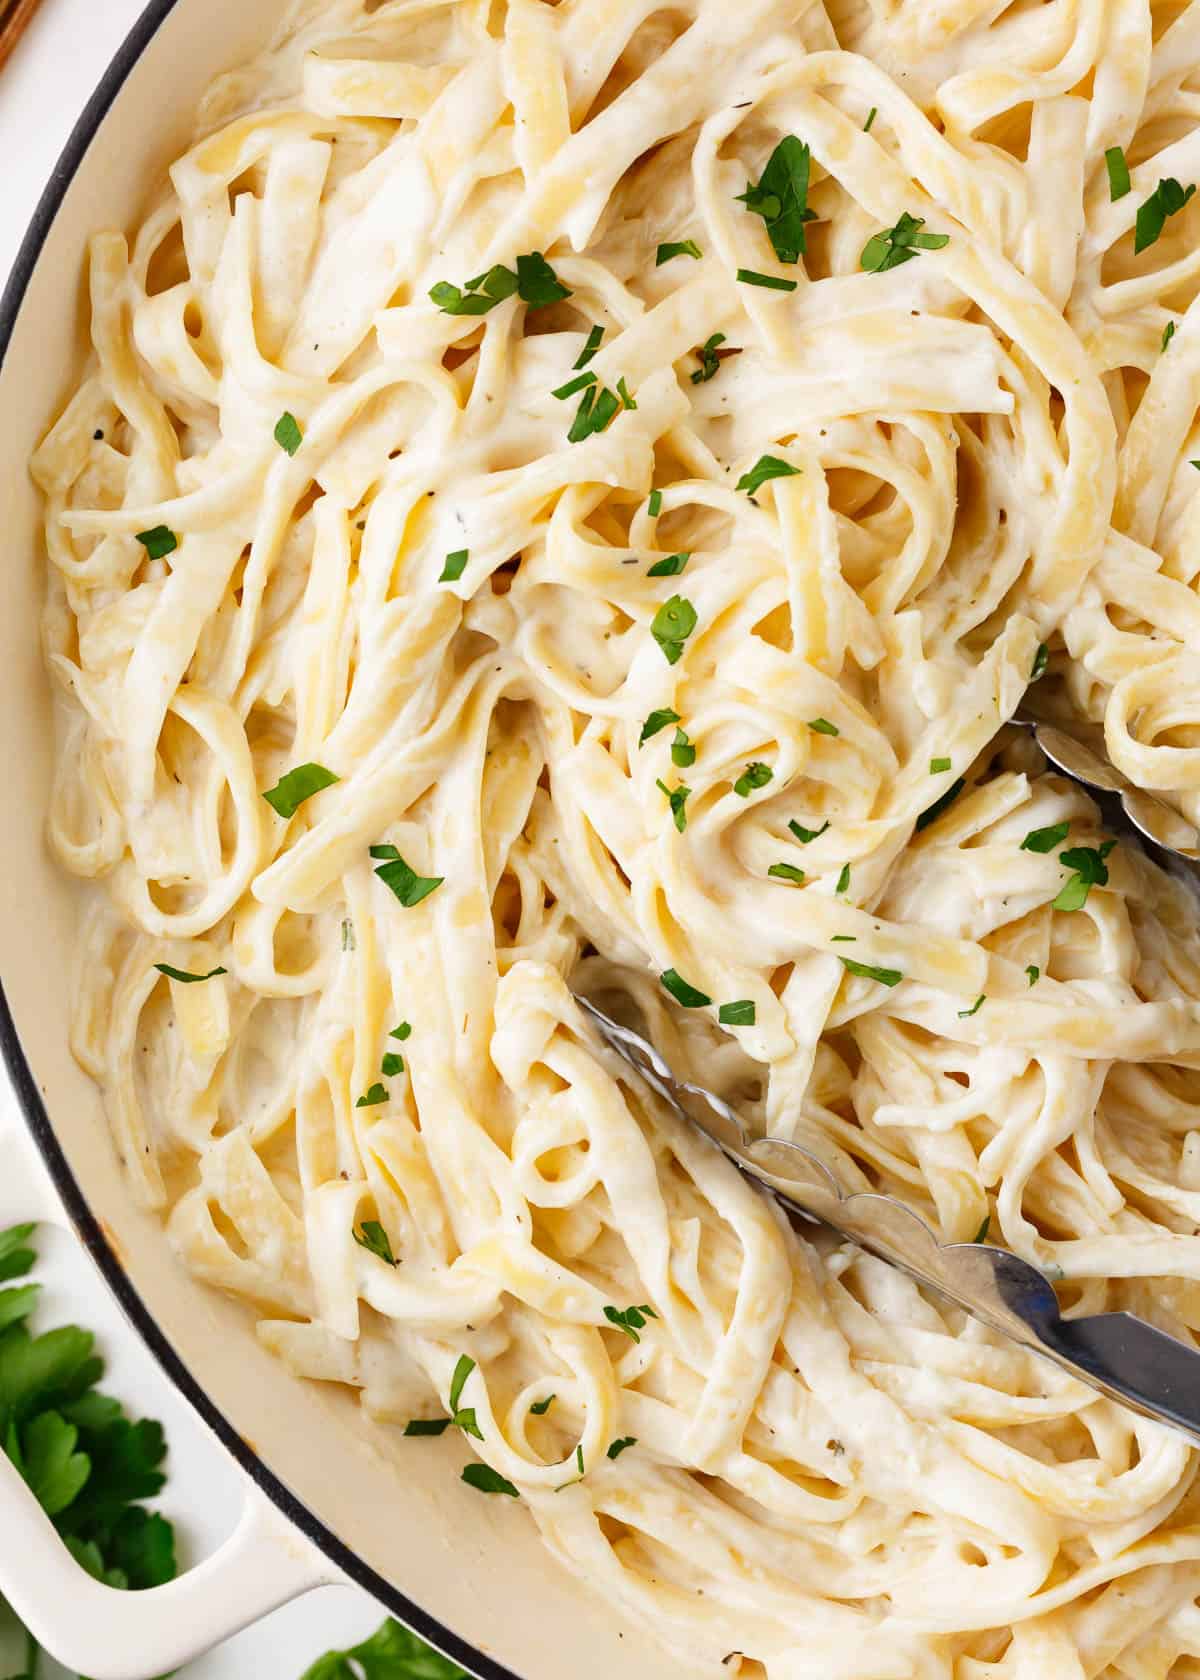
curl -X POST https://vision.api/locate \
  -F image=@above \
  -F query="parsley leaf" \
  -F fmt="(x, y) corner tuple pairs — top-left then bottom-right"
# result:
(404, 1418), (451, 1437)
(650, 595), (698, 664)
(1105, 145), (1130, 201)
(973, 1215), (991, 1245)
(640, 708), (680, 745)
(381, 1052), (405, 1077)
(916, 777), (965, 831)
(552, 371), (597, 402)
(1025, 965), (1040, 985)
(371, 845), (444, 908)
(0, 1226), (36, 1285)
(835, 863), (850, 894)
(529, 1395), (555, 1416)
(929, 757), (951, 774)
(861, 212), (948, 273)
(154, 963), (227, 984)
(647, 551), (690, 577)
(657, 240), (702, 264)
(1163, 320), (1177, 351)
(839, 957), (903, 987)
(957, 994), (986, 1019)
(660, 969), (711, 1008)
(300, 1616), (468, 1680)
(274, 412), (303, 456)
(788, 818), (829, 844)
(439, 550), (468, 583)
(691, 333), (726, 384)
(607, 1437), (637, 1460)
(1030, 642), (1049, 680)
(1053, 841), (1116, 911)
(768, 862), (805, 884)
(356, 1084), (388, 1108)
(449, 1356), (474, 1415)
(604, 1304), (657, 1343)
(1021, 820), (1070, 853)
(516, 251), (571, 308)
(354, 1221), (398, 1265)
(734, 762), (773, 797)
(461, 1464), (519, 1497)
(1135, 178), (1195, 253)
(718, 1000), (756, 1025)
(567, 383), (621, 442)
(736, 137), (818, 262)
(736, 268), (797, 292)
(574, 325), (604, 368)
(807, 717), (838, 736)
(656, 778), (691, 832)
(736, 455), (800, 495)
(262, 762), (338, 818)
(648, 489), (663, 516)
(390, 1022), (413, 1041)
(135, 526), (177, 560)
(863, 106), (877, 133)
(429, 265), (518, 316)
(670, 727), (696, 768)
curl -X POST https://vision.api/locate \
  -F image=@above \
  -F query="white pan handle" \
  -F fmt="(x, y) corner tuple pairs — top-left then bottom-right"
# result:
(0, 1114), (339, 1677)
(0, 1454), (333, 1680)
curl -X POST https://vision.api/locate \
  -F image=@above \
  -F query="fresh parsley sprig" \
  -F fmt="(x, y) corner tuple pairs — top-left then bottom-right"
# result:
(860, 212), (948, 273)
(736, 137), (817, 263)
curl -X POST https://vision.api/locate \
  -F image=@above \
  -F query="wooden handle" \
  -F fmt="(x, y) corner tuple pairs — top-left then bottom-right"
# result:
(0, 0), (46, 71)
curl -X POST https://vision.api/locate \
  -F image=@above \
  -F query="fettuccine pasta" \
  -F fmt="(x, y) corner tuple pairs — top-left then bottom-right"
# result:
(32, 0), (1200, 1674)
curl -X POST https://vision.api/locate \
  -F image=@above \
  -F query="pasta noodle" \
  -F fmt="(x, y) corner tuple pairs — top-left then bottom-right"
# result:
(32, 0), (1200, 1673)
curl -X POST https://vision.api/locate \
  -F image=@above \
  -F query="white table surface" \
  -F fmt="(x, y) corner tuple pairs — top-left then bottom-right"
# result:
(0, 1), (390, 1672)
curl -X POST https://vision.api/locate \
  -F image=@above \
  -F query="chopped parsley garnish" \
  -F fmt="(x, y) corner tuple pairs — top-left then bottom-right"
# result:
(831, 934), (856, 942)
(835, 863), (850, 894)
(656, 778), (691, 832)
(1025, 965), (1040, 985)
(648, 489), (663, 517)
(768, 862), (805, 884)
(391, 1021), (413, 1041)
(1053, 841), (1115, 911)
(567, 382), (622, 442)
(973, 1214), (991, 1245)
(1031, 642), (1049, 680)
(617, 376), (637, 410)
(461, 1464), (519, 1497)
(154, 963), (227, 984)
(530, 1395), (555, 1416)
(262, 761), (338, 818)
(431, 252), (570, 317)
(734, 762), (773, 797)
(670, 727), (696, 768)
(274, 412), (303, 456)
(735, 136), (817, 263)
(719, 999), (756, 1026)
(354, 1220), (397, 1264)
(356, 1084), (388, 1108)
(574, 325), (604, 368)
(657, 240), (702, 264)
(916, 777), (964, 831)
(691, 333), (726, 384)
(650, 594), (698, 664)
(1163, 320), (1177, 351)
(371, 844), (444, 907)
(552, 370), (597, 401)
(737, 455), (800, 495)
(440, 549), (469, 582)
(640, 707), (680, 745)
(929, 757), (951, 774)
(603, 1304), (657, 1343)
(736, 268), (798, 292)
(607, 1437), (637, 1459)
(404, 1418), (451, 1437)
(957, 994), (985, 1019)
(381, 1052), (405, 1077)
(429, 264), (518, 316)
(860, 212), (949, 273)
(839, 957), (903, 987)
(449, 1355), (474, 1414)
(660, 968), (709, 1008)
(575, 1444), (585, 1475)
(863, 106), (877, 133)
(789, 818), (829, 843)
(1021, 820), (1069, 853)
(648, 551), (690, 577)
(1134, 178), (1195, 253)
(807, 717), (838, 736)
(1105, 145), (1130, 201)
(136, 525), (177, 560)
(303, 1617), (468, 1676)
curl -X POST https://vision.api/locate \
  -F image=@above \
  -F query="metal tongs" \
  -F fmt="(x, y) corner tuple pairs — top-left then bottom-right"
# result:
(578, 706), (1200, 1446)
